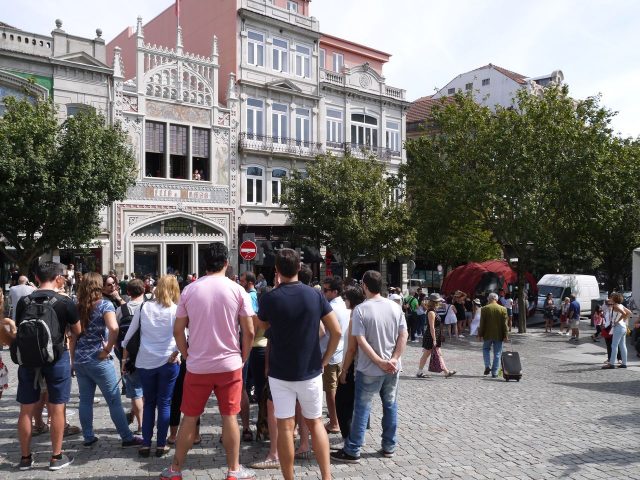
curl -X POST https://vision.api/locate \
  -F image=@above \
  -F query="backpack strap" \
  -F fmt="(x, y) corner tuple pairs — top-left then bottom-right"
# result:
(121, 302), (131, 319)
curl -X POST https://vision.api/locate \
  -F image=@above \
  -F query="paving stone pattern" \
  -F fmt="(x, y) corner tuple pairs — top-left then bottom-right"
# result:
(1, 325), (639, 479)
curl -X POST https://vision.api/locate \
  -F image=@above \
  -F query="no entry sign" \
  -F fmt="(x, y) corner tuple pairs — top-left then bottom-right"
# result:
(239, 240), (258, 261)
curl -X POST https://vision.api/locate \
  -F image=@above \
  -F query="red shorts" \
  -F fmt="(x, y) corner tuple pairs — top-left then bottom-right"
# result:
(181, 368), (242, 417)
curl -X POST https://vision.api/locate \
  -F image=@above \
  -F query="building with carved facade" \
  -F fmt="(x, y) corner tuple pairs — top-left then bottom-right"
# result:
(0, 19), (112, 282)
(108, 0), (409, 284)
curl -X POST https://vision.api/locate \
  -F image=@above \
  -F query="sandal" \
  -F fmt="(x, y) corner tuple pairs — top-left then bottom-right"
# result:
(250, 458), (281, 469)
(64, 424), (81, 437)
(138, 446), (151, 458)
(242, 429), (253, 442)
(32, 423), (50, 437)
(445, 370), (457, 378)
(294, 450), (312, 460)
(324, 423), (341, 434)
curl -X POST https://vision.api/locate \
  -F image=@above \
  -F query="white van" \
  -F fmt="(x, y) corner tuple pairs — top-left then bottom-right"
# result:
(536, 274), (600, 316)
(408, 279), (428, 295)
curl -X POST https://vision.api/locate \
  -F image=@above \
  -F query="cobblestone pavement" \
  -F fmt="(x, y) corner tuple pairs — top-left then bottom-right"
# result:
(1, 325), (640, 479)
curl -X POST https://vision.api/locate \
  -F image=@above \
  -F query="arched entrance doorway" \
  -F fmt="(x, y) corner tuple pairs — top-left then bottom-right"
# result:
(128, 216), (226, 278)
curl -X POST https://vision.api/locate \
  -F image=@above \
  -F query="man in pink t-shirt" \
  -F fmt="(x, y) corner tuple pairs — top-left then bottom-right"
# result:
(161, 243), (256, 480)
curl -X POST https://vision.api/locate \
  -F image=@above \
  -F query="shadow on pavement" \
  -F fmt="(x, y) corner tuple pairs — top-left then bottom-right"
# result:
(548, 445), (640, 476)
(553, 380), (640, 398)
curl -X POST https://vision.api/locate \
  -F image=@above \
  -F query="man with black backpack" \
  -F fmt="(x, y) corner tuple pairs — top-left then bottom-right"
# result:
(12, 262), (80, 471)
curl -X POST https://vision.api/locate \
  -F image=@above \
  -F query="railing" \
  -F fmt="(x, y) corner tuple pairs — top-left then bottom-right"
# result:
(239, 133), (323, 157)
(241, 0), (320, 31)
(322, 71), (345, 86)
(320, 69), (406, 100)
(326, 142), (401, 161)
(385, 86), (405, 100)
(0, 27), (52, 57)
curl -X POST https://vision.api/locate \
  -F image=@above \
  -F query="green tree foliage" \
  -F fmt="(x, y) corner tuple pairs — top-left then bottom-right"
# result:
(405, 86), (639, 331)
(0, 97), (137, 273)
(281, 153), (416, 277)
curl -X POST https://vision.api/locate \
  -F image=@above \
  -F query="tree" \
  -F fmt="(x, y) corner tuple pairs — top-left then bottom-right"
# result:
(0, 97), (137, 273)
(281, 153), (416, 278)
(405, 86), (634, 332)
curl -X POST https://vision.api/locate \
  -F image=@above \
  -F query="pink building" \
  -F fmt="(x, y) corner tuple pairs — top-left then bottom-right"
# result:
(107, 0), (409, 285)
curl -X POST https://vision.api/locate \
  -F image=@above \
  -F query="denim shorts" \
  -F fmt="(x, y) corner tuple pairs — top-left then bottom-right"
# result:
(17, 350), (71, 405)
(123, 370), (143, 399)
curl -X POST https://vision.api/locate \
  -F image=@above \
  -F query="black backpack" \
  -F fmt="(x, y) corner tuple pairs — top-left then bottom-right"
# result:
(122, 302), (145, 373)
(10, 294), (63, 367)
(117, 303), (135, 349)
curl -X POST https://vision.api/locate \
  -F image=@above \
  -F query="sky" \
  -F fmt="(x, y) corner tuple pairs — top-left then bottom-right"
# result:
(2, 0), (639, 137)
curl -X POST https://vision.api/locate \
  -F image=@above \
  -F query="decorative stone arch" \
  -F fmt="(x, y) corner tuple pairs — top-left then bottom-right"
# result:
(0, 70), (49, 104)
(126, 211), (229, 244)
(144, 63), (214, 107)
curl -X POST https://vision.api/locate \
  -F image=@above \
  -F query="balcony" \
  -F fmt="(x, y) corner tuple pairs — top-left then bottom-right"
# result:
(240, 0), (320, 32)
(320, 69), (406, 101)
(327, 143), (401, 161)
(239, 133), (323, 158)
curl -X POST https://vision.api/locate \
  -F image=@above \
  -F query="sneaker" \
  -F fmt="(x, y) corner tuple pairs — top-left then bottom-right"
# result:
(49, 453), (74, 471)
(379, 448), (394, 458)
(18, 455), (34, 471)
(330, 449), (360, 464)
(618, 364), (628, 369)
(83, 436), (99, 448)
(160, 466), (183, 480)
(483, 367), (491, 376)
(226, 465), (257, 479)
(122, 436), (144, 448)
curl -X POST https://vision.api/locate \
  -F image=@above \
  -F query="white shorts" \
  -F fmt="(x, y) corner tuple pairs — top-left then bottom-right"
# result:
(268, 375), (323, 420)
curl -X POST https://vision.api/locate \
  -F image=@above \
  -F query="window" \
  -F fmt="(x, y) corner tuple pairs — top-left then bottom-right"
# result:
(145, 121), (165, 178)
(66, 103), (94, 117)
(295, 108), (311, 146)
(272, 37), (288, 73)
(386, 121), (400, 153)
(287, 1), (298, 13)
(350, 113), (378, 148)
(447, 87), (455, 95)
(482, 78), (490, 86)
(246, 166), (263, 204)
(247, 98), (264, 139)
(294, 44), (311, 78)
(271, 168), (287, 204)
(465, 82), (473, 91)
(332, 53), (344, 73)
(192, 128), (210, 181)
(326, 108), (343, 146)
(247, 30), (264, 67)
(272, 103), (288, 143)
(319, 48), (325, 70)
(170, 124), (188, 179)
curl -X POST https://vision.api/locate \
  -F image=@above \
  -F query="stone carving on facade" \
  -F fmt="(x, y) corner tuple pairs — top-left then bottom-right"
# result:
(146, 100), (210, 124)
(126, 181), (230, 204)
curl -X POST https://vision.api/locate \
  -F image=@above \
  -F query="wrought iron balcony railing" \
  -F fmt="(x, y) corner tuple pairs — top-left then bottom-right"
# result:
(239, 133), (323, 157)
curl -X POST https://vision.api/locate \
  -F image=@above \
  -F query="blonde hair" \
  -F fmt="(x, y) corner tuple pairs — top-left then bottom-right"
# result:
(77, 272), (104, 333)
(426, 300), (441, 310)
(154, 275), (180, 308)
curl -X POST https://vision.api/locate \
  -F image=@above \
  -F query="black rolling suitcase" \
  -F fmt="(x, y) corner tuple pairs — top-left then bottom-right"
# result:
(501, 341), (522, 382)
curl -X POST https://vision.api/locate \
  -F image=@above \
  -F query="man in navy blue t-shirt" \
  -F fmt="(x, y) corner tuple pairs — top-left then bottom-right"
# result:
(257, 249), (341, 480)
(568, 294), (581, 342)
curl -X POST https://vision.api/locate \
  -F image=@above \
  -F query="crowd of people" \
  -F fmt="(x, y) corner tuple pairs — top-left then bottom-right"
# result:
(0, 249), (636, 479)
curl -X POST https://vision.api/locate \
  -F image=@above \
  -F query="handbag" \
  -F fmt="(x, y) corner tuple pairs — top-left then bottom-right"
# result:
(428, 347), (445, 373)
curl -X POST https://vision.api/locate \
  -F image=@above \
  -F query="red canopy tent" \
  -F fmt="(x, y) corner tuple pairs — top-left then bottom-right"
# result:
(441, 260), (538, 299)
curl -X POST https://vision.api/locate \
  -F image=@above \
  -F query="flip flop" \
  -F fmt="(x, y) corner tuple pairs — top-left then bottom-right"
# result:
(193, 437), (202, 445)
(324, 424), (341, 434)
(294, 450), (312, 460)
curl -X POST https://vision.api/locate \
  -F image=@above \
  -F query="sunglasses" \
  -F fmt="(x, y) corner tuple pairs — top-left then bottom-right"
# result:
(323, 288), (333, 293)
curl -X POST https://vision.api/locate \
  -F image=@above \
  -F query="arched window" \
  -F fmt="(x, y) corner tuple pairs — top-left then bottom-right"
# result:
(271, 168), (287, 204)
(351, 113), (378, 148)
(246, 166), (264, 204)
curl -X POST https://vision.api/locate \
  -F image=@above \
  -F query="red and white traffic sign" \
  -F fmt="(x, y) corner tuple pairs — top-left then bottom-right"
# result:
(239, 240), (258, 261)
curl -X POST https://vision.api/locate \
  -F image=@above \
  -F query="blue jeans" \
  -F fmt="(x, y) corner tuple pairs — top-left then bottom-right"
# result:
(75, 357), (134, 442)
(344, 371), (399, 457)
(138, 362), (179, 447)
(610, 323), (628, 366)
(483, 340), (503, 376)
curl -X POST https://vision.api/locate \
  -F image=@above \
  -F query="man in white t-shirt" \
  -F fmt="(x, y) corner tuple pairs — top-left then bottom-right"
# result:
(388, 287), (402, 306)
(320, 276), (351, 434)
(9, 276), (35, 321)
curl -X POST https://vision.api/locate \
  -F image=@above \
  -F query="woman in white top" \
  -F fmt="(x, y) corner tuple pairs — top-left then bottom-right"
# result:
(603, 292), (631, 369)
(123, 275), (181, 457)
